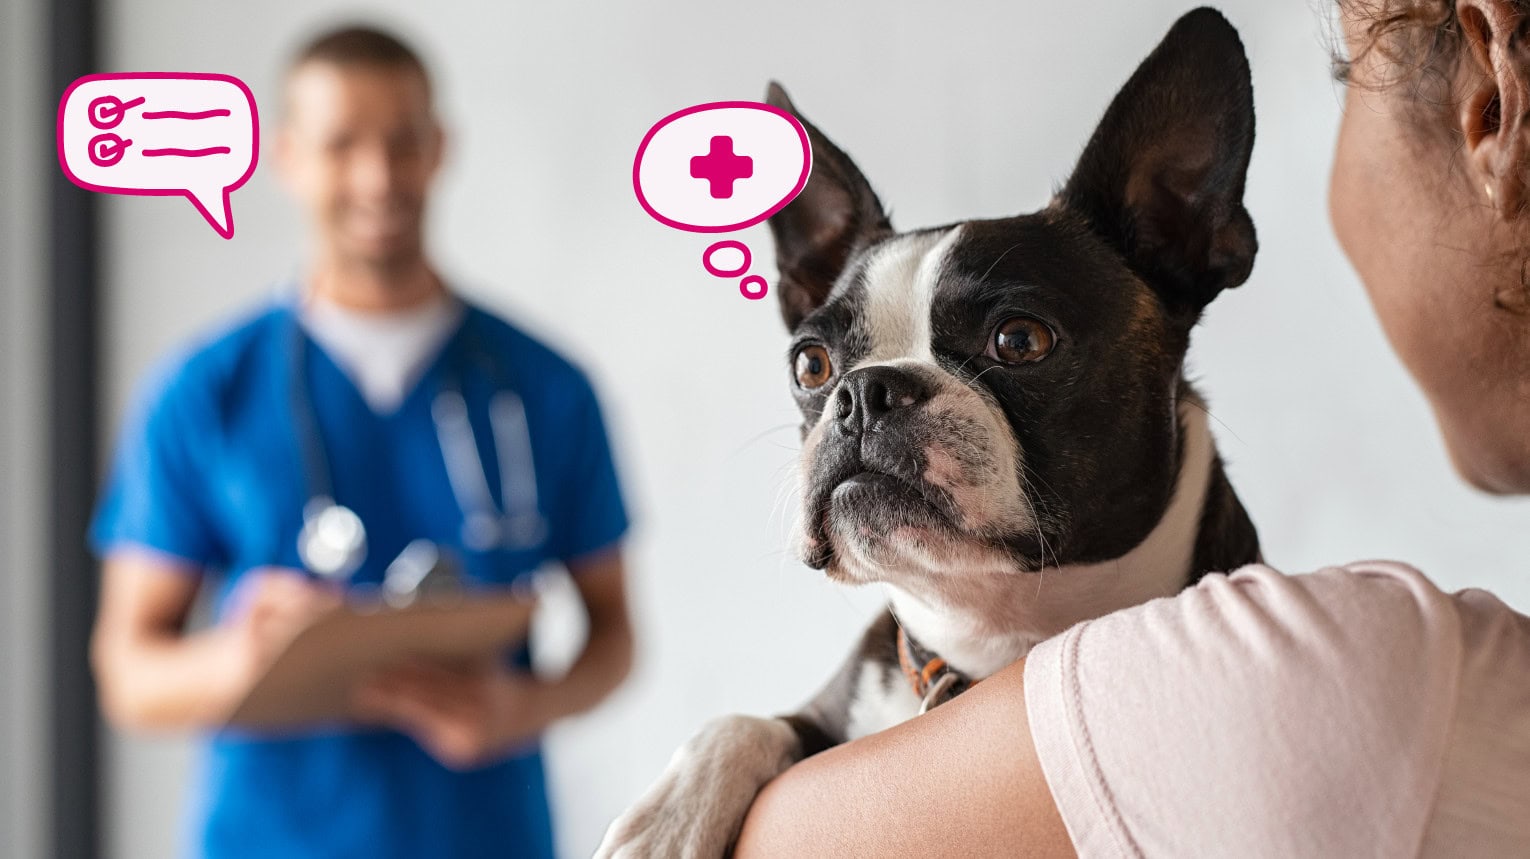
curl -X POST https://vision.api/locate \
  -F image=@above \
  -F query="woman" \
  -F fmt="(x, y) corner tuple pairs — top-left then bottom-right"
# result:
(735, 2), (1530, 855)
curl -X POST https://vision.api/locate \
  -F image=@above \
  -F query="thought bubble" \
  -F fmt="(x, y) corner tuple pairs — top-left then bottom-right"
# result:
(57, 73), (259, 239)
(633, 101), (811, 301)
(633, 101), (811, 234)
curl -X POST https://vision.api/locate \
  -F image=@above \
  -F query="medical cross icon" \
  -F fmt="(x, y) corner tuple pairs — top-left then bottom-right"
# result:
(689, 135), (753, 199)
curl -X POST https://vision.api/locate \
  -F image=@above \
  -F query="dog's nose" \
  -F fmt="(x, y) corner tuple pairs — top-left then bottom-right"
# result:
(835, 366), (932, 434)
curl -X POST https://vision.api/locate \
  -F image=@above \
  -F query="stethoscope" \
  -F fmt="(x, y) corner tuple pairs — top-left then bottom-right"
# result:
(290, 314), (549, 582)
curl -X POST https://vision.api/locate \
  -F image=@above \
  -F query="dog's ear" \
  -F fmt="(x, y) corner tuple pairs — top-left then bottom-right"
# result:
(1059, 8), (1256, 317)
(766, 82), (893, 330)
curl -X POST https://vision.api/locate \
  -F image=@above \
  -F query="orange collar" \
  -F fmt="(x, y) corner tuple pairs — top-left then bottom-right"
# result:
(896, 624), (977, 713)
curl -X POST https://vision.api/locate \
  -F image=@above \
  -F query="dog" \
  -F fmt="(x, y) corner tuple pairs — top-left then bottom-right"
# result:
(598, 8), (1260, 856)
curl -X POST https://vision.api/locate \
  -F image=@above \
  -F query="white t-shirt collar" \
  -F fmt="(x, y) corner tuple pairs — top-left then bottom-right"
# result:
(296, 289), (466, 415)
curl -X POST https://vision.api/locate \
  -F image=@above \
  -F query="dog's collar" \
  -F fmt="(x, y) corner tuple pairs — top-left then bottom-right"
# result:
(896, 625), (978, 714)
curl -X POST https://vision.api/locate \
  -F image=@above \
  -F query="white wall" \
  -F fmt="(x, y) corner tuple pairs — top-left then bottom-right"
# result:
(1, 0), (50, 853)
(96, 1), (1530, 857)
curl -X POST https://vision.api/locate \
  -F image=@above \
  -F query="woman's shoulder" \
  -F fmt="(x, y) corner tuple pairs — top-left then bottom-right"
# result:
(1098, 558), (1530, 704)
(1213, 559), (1467, 626)
(1025, 559), (1530, 856)
(1209, 559), (1527, 655)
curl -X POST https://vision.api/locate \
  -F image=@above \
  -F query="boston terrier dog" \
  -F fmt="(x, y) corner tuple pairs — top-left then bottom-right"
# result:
(598, 8), (1260, 856)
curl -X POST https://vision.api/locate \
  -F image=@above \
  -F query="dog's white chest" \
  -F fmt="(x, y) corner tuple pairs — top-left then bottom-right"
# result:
(845, 662), (924, 741)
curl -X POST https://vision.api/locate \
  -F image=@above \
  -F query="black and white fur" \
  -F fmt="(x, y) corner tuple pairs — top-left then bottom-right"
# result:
(598, 9), (1261, 856)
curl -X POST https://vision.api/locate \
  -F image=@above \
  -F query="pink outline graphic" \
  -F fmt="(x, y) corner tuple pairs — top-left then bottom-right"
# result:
(143, 108), (231, 120)
(702, 239), (752, 278)
(632, 100), (812, 234)
(88, 95), (144, 129)
(57, 72), (260, 240)
(739, 275), (768, 301)
(143, 146), (232, 157)
(88, 134), (133, 167)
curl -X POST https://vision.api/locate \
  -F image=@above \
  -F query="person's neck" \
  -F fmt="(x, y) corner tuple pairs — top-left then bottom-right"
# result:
(306, 253), (445, 313)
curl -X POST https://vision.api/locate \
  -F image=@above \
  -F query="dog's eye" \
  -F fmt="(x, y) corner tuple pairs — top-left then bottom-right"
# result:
(989, 317), (1055, 364)
(793, 344), (834, 389)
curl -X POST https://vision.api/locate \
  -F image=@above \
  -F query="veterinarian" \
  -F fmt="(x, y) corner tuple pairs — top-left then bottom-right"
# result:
(735, 1), (1529, 855)
(87, 26), (633, 859)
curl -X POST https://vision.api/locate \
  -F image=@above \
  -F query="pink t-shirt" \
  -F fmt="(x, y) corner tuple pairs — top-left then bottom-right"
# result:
(1024, 562), (1530, 857)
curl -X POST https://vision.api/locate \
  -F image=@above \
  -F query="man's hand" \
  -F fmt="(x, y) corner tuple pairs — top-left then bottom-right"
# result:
(350, 659), (561, 770)
(214, 567), (342, 708)
(93, 554), (338, 730)
(347, 547), (634, 770)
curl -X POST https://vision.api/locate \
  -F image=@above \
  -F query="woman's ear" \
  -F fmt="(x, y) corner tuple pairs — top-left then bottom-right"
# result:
(1458, 0), (1530, 218)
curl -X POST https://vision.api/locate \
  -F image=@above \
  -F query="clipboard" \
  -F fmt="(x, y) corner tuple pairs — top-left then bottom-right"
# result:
(225, 589), (536, 732)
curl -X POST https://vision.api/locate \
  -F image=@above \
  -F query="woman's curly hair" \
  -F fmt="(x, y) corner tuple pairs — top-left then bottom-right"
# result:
(1334, 1), (1459, 80)
(1336, 0), (1530, 311)
(1335, 1), (1530, 110)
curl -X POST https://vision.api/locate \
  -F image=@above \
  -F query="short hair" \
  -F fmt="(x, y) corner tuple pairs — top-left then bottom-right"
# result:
(284, 24), (432, 102)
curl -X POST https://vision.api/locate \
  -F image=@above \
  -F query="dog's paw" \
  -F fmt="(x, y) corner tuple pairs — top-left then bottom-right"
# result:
(595, 714), (799, 859)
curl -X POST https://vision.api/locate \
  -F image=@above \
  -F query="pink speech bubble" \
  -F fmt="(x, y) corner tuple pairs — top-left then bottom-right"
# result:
(57, 73), (259, 239)
(633, 101), (811, 234)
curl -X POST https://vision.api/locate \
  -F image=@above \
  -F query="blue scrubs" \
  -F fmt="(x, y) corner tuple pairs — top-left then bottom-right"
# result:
(90, 297), (630, 859)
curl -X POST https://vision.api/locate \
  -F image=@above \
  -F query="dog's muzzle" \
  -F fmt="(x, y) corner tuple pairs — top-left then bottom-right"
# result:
(801, 364), (963, 569)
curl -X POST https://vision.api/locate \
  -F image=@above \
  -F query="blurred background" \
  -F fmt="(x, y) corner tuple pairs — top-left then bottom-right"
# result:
(5, 0), (1530, 857)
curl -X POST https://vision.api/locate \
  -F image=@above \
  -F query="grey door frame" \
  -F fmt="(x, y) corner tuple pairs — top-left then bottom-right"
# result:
(48, 0), (102, 855)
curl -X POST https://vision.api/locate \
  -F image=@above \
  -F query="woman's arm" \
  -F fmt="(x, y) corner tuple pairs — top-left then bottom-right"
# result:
(734, 564), (1480, 857)
(734, 656), (1074, 859)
